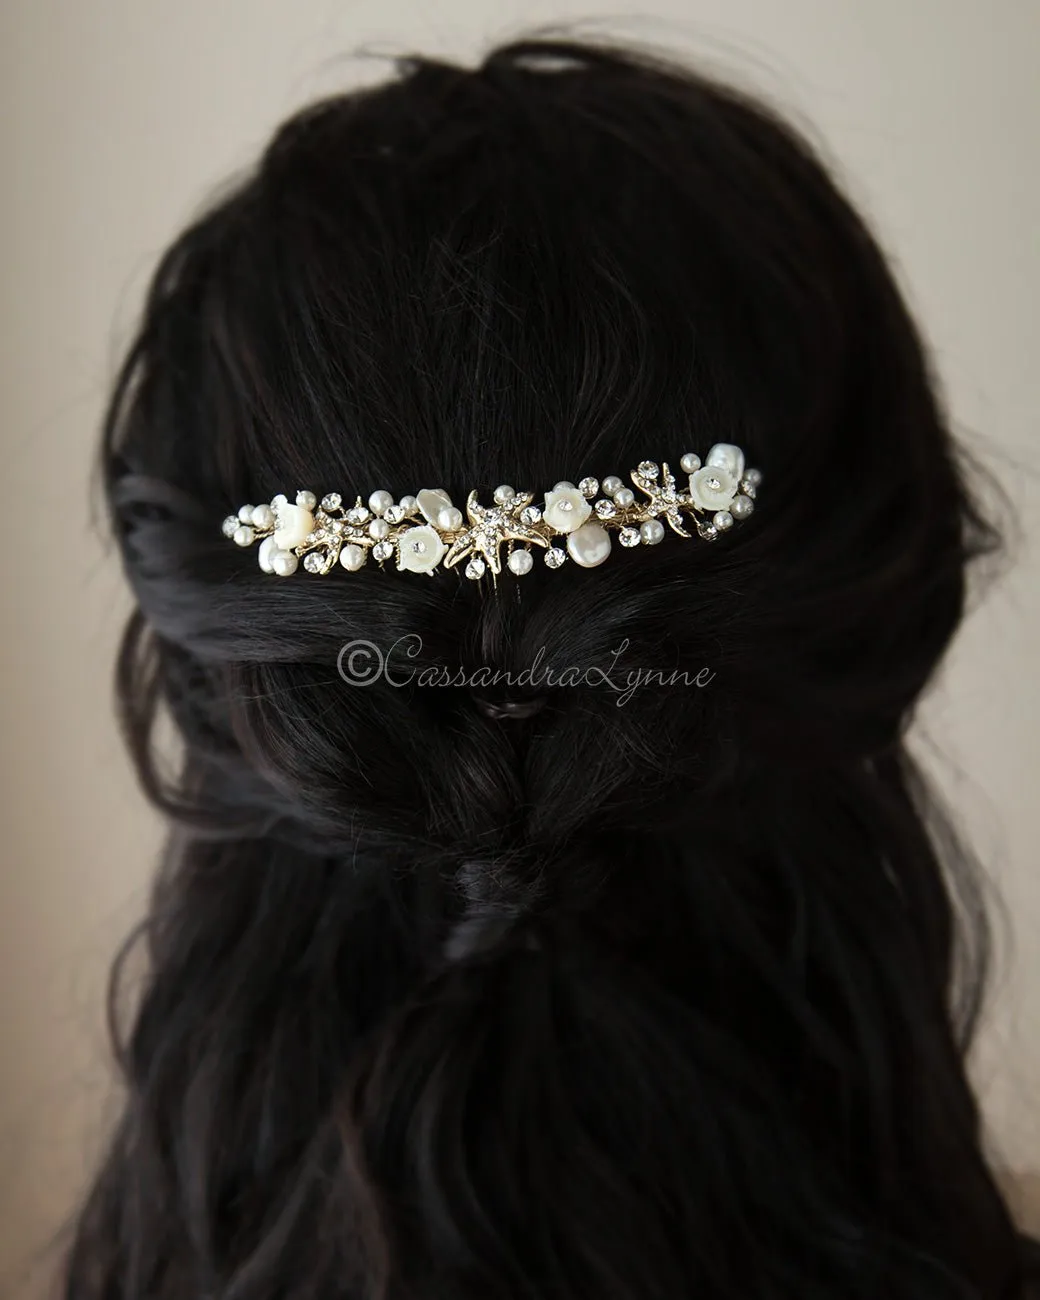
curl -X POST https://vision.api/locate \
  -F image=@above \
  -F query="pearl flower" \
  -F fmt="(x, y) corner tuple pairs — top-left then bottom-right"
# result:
(688, 465), (738, 513)
(273, 502), (315, 549)
(542, 484), (592, 534)
(396, 524), (446, 574)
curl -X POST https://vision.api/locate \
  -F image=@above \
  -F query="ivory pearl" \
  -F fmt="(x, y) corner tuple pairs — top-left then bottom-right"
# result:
(731, 494), (754, 519)
(438, 506), (464, 531)
(369, 489), (394, 516)
(493, 484), (515, 504)
(508, 549), (534, 575)
(613, 487), (635, 508)
(339, 544), (366, 571)
(398, 494), (417, 513)
(252, 504), (275, 530)
(271, 550), (298, 577)
(238, 504), (255, 523)
(566, 522), (612, 568)
(296, 490), (317, 509)
(417, 487), (453, 526)
(680, 453), (701, 473)
(233, 524), (254, 546)
(601, 476), (623, 497)
(369, 518), (390, 540)
(640, 519), (665, 545)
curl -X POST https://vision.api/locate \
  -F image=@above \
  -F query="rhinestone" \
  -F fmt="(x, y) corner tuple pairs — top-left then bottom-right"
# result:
(637, 461), (659, 480)
(619, 527), (641, 548)
(303, 553), (324, 573)
(701, 526), (719, 542)
(346, 506), (370, 525)
(296, 490), (317, 509)
(410, 538), (427, 554)
(383, 505), (405, 525)
(321, 493), (342, 511)
(544, 547), (567, 569)
(594, 499), (616, 519)
(578, 476), (599, 499)
(739, 479), (757, 499)
(222, 515), (240, 538)
(601, 475), (623, 497)
(372, 540), (394, 561)
(706, 475), (722, 492)
(520, 505), (542, 526)
(465, 557), (486, 580)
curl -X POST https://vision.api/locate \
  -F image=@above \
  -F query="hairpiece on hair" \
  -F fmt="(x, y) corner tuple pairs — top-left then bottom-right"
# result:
(221, 444), (760, 583)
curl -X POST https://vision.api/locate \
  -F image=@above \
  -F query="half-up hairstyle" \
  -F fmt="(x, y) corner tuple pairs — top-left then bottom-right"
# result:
(66, 35), (1037, 1300)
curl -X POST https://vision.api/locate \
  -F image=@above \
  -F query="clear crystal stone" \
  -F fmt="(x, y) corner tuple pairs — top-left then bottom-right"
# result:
(465, 557), (486, 580)
(372, 540), (394, 561)
(739, 479), (757, 499)
(346, 506), (370, 525)
(619, 527), (641, 548)
(303, 553), (324, 573)
(520, 505), (541, 525)
(321, 493), (342, 510)
(594, 499), (616, 519)
(410, 538), (426, 554)
(637, 461), (660, 480)
(544, 547), (567, 569)
(578, 476), (599, 499)
(221, 515), (239, 538)
(384, 505), (405, 524)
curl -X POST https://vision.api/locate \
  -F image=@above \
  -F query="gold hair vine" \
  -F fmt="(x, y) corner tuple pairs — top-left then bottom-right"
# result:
(222, 444), (760, 583)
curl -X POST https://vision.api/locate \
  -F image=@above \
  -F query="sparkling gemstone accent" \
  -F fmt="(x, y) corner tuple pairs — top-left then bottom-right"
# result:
(372, 540), (394, 561)
(578, 476), (599, 499)
(346, 506), (370, 525)
(222, 515), (240, 538)
(619, 527), (641, 547)
(321, 493), (342, 510)
(594, 499), (616, 519)
(544, 547), (567, 569)
(303, 553), (324, 573)
(700, 525), (719, 542)
(739, 479), (757, 499)
(637, 461), (659, 480)
(383, 505), (405, 525)
(520, 505), (542, 526)
(465, 557), (486, 580)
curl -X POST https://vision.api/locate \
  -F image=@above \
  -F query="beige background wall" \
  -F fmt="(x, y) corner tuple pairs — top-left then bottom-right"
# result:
(1, 0), (1037, 1291)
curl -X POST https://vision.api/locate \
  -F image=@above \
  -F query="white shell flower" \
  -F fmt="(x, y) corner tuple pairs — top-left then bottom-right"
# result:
(273, 502), (315, 549)
(396, 524), (446, 574)
(542, 484), (592, 534)
(688, 465), (738, 513)
(705, 442), (746, 481)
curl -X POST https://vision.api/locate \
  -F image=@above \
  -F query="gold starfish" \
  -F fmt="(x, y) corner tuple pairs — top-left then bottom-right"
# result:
(443, 490), (549, 578)
(630, 461), (695, 537)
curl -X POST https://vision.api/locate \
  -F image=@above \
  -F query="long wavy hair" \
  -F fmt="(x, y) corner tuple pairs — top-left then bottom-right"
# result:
(65, 35), (1036, 1300)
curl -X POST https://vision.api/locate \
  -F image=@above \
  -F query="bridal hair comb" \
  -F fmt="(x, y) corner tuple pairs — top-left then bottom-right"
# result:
(222, 443), (760, 583)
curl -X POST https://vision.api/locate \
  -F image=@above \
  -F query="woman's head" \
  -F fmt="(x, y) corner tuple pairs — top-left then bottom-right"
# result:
(71, 36), (1028, 1300)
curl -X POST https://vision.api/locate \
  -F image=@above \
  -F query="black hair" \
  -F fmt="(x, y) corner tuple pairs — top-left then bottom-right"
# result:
(65, 35), (1037, 1300)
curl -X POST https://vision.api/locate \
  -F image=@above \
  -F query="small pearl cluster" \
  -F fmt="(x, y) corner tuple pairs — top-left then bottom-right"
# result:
(222, 443), (761, 583)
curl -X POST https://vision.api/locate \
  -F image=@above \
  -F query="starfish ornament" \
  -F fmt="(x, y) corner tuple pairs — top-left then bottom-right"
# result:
(630, 461), (695, 537)
(442, 490), (549, 579)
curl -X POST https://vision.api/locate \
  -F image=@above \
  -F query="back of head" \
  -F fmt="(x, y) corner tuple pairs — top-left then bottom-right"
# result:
(68, 36), (1032, 1300)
